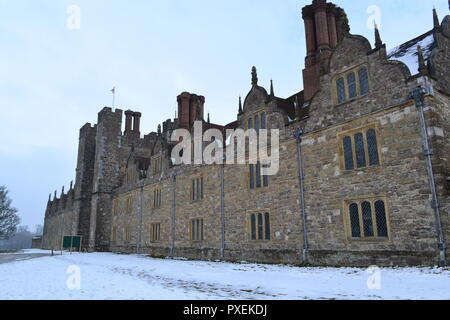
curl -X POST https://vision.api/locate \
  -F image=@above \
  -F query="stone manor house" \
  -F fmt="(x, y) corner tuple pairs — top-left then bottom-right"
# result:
(43, 0), (450, 266)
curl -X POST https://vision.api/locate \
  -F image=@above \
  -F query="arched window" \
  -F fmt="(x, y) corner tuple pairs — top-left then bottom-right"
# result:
(359, 67), (369, 95)
(254, 115), (260, 132)
(362, 201), (374, 237)
(354, 133), (366, 168)
(336, 77), (346, 104)
(375, 200), (388, 237)
(349, 203), (360, 238)
(367, 129), (380, 166)
(347, 72), (357, 99)
(343, 136), (354, 171)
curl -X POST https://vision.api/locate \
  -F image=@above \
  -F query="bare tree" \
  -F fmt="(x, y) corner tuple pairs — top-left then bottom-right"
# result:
(0, 186), (20, 240)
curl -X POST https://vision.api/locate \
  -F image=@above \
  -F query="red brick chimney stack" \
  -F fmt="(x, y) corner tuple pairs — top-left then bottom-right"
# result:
(133, 112), (141, 134)
(302, 0), (349, 102)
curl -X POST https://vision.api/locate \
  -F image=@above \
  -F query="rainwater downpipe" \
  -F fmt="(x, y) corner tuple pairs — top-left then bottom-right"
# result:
(170, 172), (177, 258)
(293, 128), (309, 265)
(411, 86), (447, 266)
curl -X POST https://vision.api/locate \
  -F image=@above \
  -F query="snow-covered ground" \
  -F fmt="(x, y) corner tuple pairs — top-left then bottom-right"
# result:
(0, 250), (449, 300)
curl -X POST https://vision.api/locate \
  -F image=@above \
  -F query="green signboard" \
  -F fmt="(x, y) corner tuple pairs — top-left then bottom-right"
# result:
(63, 236), (82, 250)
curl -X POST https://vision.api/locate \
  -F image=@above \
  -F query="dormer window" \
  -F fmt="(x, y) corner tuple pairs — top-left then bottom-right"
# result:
(333, 65), (370, 105)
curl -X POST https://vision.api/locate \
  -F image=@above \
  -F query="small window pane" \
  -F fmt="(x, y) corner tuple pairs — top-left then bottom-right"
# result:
(251, 214), (256, 240)
(367, 129), (380, 166)
(254, 116), (260, 132)
(256, 162), (262, 188)
(336, 77), (346, 104)
(261, 113), (267, 129)
(349, 203), (361, 238)
(248, 118), (253, 129)
(343, 136), (354, 171)
(257, 214), (263, 240)
(263, 165), (269, 187)
(375, 201), (388, 237)
(347, 72), (357, 99)
(362, 202), (374, 237)
(249, 164), (255, 189)
(354, 133), (367, 168)
(359, 67), (370, 95)
(264, 213), (271, 240)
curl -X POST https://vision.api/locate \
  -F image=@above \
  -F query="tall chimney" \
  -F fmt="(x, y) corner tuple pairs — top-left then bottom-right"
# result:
(133, 112), (141, 134)
(177, 92), (191, 129)
(124, 110), (133, 134)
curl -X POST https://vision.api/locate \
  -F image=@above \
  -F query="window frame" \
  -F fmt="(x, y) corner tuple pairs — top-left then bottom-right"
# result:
(191, 176), (204, 202)
(189, 218), (204, 242)
(150, 223), (161, 242)
(247, 212), (272, 242)
(338, 123), (382, 173)
(343, 197), (391, 242)
(332, 64), (371, 106)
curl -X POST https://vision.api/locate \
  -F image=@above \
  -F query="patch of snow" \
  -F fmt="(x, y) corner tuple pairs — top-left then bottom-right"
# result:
(0, 251), (449, 300)
(388, 31), (435, 75)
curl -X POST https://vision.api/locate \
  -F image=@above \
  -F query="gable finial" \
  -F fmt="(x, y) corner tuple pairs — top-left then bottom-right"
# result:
(157, 124), (162, 134)
(433, 7), (441, 31)
(207, 113), (210, 123)
(374, 22), (383, 49)
(417, 46), (427, 75)
(238, 96), (243, 114)
(69, 181), (73, 190)
(251, 66), (258, 86)
(270, 79), (275, 97)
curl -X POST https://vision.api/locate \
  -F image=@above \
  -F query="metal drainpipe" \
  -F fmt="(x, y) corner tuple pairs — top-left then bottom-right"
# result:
(411, 86), (447, 266)
(220, 160), (226, 259)
(170, 172), (177, 258)
(293, 128), (309, 265)
(136, 181), (144, 254)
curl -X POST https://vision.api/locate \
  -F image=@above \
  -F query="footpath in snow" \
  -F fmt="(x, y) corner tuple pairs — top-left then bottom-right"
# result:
(0, 250), (449, 300)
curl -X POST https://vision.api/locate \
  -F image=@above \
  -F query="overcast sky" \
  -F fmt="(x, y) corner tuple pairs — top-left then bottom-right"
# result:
(0, 0), (448, 231)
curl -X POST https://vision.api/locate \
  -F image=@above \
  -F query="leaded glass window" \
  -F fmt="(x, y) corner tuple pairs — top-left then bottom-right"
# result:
(359, 67), (369, 95)
(264, 213), (271, 240)
(337, 77), (346, 104)
(362, 201), (374, 237)
(251, 214), (256, 240)
(256, 162), (262, 188)
(349, 203), (361, 238)
(375, 200), (388, 237)
(249, 164), (255, 189)
(343, 136), (354, 171)
(261, 112), (267, 129)
(347, 72), (357, 99)
(367, 129), (380, 166)
(257, 214), (263, 240)
(354, 133), (367, 168)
